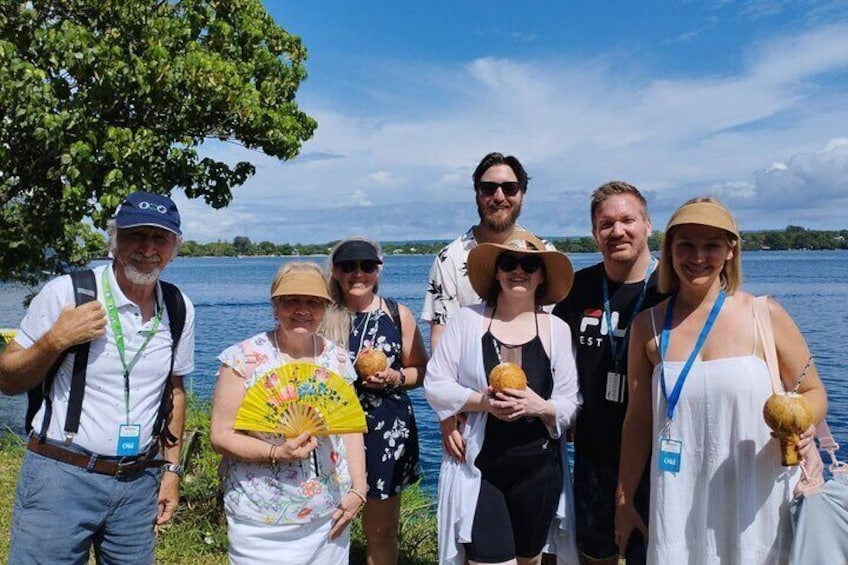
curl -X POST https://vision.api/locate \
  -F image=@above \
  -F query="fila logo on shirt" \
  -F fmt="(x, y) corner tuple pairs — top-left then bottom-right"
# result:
(578, 308), (626, 348)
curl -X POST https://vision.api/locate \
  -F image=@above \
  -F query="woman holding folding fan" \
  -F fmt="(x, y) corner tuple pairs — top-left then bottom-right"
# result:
(210, 261), (367, 565)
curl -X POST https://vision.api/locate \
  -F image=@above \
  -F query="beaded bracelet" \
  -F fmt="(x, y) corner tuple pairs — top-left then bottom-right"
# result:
(348, 487), (368, 505)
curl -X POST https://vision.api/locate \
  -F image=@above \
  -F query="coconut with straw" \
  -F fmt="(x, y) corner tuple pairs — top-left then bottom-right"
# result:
(763, 392), (813, 466)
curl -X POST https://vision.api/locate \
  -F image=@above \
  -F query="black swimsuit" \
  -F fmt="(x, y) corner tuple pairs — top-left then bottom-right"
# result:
(464, 309), (563, 562)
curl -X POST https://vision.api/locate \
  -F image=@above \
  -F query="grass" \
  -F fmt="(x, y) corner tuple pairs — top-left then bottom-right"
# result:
(0, 432), (24, 559)
(0, 398), (438, 564)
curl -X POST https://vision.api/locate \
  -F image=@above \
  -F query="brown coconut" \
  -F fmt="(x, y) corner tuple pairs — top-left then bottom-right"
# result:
(355, 349), (388, 378)
(489, 362), (527, 393)
(763, 392), (813, 466)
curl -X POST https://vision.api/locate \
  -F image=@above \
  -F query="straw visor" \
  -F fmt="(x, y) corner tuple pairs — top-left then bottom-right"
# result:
(271, 271), (332, 302)
(468, 231), (574, 305)
(666, 200), (740, 238)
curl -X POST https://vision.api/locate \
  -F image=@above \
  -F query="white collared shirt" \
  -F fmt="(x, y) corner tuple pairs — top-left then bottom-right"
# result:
(421, 225), (558, 326)
(17, 264), (195, 455)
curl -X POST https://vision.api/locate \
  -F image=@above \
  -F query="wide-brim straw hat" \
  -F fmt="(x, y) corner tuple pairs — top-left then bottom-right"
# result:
(468, 231), (574, 305)
(666, 200), (740, 238)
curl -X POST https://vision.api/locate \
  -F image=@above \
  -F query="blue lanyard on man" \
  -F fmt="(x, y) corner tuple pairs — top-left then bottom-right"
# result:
(656, 289), (726, 473)
(601, 259), (655, 403)
(102, 269), (162, 456)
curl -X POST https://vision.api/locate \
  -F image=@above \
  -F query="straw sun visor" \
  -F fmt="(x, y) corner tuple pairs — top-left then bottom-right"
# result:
(666, 201), (740, 239)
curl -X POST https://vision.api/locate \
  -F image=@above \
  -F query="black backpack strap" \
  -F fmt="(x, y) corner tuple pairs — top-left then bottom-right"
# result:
(154, 280), (186, 446)
(383, 297), (403, 344)
(28, 269), (97, 441)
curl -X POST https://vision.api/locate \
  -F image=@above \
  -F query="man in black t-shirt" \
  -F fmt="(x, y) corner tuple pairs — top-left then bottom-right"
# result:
(553, 181), (664, 565)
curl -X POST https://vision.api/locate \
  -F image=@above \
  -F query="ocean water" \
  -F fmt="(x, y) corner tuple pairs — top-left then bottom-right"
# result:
(1, 250), (847, 493)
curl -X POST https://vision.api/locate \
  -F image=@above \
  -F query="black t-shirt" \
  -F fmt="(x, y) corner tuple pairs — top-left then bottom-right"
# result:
(553, 262), (665, 466)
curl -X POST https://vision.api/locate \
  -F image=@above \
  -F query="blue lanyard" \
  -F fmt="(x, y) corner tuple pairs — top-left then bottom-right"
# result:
(602, 259), (655, 370)
(660, 290), (726, 421)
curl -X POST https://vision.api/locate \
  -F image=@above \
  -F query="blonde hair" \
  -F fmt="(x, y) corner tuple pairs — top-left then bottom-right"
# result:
(320, 237), (384, 349)
(658, 197), (742, 295)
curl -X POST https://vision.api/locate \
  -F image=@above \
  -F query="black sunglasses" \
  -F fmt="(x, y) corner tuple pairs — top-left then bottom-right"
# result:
(496, 253), (543, 273)
(337, 260), (380, 274)
(477, 181), (523, 197)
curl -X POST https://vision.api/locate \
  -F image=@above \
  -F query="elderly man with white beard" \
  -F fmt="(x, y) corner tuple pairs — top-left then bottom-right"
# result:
(0, 191), (195, 565)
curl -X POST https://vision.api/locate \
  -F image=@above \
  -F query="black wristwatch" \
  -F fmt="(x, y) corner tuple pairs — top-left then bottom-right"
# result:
(163, 462), (184, 478)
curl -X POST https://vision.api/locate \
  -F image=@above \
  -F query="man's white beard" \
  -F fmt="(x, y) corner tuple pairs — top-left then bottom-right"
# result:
(123, 264), (161, 286)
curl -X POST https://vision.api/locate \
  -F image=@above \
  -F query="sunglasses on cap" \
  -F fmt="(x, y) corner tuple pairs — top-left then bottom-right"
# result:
(496, 253), (543, 273)
(477, 181), (522, 197)
(337, 260), (380, 274)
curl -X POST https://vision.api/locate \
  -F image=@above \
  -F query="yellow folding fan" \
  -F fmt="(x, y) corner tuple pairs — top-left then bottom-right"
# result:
(234, 362), (366, 437)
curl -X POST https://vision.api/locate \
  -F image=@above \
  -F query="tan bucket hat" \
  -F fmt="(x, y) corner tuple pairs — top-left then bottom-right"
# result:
(467, 231), (574, 305)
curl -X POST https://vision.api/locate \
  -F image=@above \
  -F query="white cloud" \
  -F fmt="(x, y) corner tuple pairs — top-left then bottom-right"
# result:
(180, 22), (848, 242)
(367, 170), (404, 186)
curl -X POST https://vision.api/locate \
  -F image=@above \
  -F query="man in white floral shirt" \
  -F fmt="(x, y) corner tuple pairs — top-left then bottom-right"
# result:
(420, 152), (555, 460)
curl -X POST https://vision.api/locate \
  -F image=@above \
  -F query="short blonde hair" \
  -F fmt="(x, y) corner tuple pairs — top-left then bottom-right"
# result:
(658, 197), (742, 295)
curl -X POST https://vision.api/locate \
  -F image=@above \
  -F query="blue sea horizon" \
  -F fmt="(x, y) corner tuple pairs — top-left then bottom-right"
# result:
(2, 250), (847, 494)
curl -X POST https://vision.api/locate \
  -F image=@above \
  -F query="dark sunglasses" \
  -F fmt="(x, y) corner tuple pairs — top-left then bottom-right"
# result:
(496, 253), (543, 273)
(477, 181), (523, 197)
(337, 260), (380, 274)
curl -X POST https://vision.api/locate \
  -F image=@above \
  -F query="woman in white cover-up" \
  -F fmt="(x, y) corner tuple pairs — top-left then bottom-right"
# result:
(425, 231), (581, 565)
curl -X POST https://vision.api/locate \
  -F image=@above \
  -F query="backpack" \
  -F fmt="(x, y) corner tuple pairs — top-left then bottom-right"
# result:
(26, 269), (187, 447)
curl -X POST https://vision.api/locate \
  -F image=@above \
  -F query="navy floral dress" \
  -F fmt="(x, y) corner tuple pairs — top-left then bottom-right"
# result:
(349, 304), (421, 499)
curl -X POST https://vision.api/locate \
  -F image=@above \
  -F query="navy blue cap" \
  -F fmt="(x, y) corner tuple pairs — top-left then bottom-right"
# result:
(115, 192), (181, 235)
(332, 240), (382, 264)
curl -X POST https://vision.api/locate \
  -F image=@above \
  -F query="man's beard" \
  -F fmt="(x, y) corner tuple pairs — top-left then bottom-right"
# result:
(478, 201), (521, 233)
(123, 262), (161, 286)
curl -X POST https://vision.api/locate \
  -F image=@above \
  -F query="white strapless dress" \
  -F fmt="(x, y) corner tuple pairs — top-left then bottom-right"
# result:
(648, 356), (797, 565)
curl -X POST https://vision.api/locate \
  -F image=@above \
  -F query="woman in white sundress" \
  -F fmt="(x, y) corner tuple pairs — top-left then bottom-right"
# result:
(615, 197), (828, 564)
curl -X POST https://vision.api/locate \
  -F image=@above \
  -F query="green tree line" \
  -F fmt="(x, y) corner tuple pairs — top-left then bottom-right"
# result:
(170, 226), (848, 258)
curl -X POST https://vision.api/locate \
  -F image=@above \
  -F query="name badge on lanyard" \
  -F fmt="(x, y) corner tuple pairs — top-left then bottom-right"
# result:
(657, 290), (726, 474)
(102, 269), (163, 457)
(658, 437), (683, 473)
(602, 261), (654, 404)
(117, 424), (141, 456)
(605, 371), (625, 403)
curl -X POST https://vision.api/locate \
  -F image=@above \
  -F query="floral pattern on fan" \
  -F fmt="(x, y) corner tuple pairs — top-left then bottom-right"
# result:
(235, 362), (366, 437)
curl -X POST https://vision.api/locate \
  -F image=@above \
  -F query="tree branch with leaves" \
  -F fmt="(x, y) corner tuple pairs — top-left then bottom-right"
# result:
(0, 0), (316, 285)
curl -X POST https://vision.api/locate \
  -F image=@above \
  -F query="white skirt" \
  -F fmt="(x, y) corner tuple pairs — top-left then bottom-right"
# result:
(226, 513), (350, 565)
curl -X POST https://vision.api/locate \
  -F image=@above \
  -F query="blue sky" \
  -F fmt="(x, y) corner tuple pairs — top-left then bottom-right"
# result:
(178, 0), (848, 244)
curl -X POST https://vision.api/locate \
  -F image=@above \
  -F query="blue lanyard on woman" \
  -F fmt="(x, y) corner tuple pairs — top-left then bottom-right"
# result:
(656, 289), (725, 472)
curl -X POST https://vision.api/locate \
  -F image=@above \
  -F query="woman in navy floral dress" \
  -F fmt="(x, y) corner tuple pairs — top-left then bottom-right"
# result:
(324, 237), (429, 565)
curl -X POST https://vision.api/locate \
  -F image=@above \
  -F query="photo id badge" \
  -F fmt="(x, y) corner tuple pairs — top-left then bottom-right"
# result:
(658, 437), (682, 473)
(605, 371), (625, 403)
(117, 424), (141, 456)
